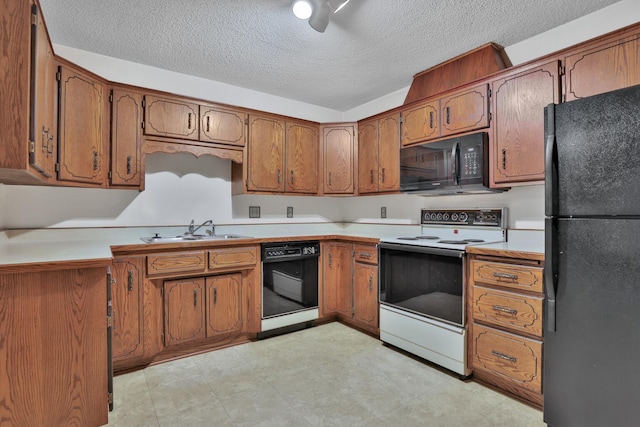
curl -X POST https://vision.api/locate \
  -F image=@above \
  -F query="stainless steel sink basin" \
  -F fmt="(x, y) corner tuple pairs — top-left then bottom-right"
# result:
(140, 234), (251, 243)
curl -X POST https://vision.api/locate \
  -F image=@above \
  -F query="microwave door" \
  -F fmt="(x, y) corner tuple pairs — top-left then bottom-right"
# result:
(400, 139), (456, 192)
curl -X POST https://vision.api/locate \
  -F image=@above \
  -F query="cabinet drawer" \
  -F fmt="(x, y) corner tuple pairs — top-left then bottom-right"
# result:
(208, 246), (258, 272)
(472, 261), (543, 293)
(472, 324), (542, 393)
(472, 286), (543, 338)
(146, 251), (206, 276)
(354, 244), (378, 264)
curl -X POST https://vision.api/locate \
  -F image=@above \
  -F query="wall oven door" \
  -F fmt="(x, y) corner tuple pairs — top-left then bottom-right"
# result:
(379, 242), (465, 327)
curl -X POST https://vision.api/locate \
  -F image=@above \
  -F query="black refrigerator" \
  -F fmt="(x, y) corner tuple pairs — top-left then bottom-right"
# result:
(544, 84), (640, 427)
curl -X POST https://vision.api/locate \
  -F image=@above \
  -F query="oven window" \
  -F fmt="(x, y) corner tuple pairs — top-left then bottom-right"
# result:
(379, 247), (464, 326)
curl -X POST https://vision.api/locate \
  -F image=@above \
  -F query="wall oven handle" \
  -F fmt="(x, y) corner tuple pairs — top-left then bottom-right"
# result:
(378, 242), (464, 258)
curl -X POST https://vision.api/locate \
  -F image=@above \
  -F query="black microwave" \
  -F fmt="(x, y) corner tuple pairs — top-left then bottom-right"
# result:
(399, 132), (505, 196)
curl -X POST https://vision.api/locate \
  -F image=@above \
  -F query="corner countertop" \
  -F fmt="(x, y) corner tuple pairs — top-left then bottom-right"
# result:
(466, 229), (544, 261)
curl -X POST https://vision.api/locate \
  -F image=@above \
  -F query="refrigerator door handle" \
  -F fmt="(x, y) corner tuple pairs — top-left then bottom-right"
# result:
(545, 104), (558, 217)
(545, 218), (557, 332)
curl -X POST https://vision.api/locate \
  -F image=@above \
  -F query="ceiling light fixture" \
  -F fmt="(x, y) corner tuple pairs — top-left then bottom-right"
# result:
(292, 0), (351, 33)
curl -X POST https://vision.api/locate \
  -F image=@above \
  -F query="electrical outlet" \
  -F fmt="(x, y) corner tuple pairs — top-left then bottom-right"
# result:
(287, 207), (294, 218)
(381, 207), (387, 218)
(249, 206), (260, 218)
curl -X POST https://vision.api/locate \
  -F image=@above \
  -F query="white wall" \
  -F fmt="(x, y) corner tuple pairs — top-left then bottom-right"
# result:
(3, 1), (640, 231)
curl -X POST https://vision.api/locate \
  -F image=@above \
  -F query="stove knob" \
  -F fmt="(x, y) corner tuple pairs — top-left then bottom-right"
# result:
(436, 213), (443, 220)
(451, 213), (458, 221)
(443, 213), (450, 220)
(430, 213), (437, 220)
(459, 212), (469, 222)
(423, 212), (430, 221)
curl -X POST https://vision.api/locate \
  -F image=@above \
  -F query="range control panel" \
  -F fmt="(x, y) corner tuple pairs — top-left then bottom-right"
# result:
(420, 209), (505, 227)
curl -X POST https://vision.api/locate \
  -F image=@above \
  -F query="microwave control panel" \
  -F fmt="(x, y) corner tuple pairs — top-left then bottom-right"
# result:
(461, 146), (481, 178)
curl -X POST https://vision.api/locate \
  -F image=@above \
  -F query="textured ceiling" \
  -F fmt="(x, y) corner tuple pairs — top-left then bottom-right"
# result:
(38, 0), (620, 111)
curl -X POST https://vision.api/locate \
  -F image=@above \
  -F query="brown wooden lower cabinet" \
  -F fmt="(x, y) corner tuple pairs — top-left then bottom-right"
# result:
(163, 277), (207, 346)
(206, 273), (243, 337)
(0, 265), (110, 427)
(112, 256), (144, 361)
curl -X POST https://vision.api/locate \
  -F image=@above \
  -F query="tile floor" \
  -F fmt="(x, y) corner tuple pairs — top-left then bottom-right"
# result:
(107, 322), (545, 426)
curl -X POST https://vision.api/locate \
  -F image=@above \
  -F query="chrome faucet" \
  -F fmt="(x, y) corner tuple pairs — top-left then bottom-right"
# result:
(187, 219), (215, 236)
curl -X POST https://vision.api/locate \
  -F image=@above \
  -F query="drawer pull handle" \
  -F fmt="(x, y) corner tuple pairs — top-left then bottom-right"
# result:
(493, 272), (518, 280)
(492, 350), (516, 363)
(358, 252), (371, 259)
(492, 305), (517, 315)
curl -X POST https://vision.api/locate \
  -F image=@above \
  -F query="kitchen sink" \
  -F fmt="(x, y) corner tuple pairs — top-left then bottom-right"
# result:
(140, 233), (251, 243)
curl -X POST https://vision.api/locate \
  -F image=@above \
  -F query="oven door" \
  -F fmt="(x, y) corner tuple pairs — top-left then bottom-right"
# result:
(378, 242), (465, 327)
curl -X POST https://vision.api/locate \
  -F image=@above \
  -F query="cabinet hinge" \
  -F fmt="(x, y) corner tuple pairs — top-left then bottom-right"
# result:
(398, 113), (403, 125)
(28, 140), (35, 153)
(559, 65), (566, 76)
(245, 118), (249, 126)
(161, 333), (165, 345)
(141, 121), (145, 129)
(108, 392), (113, 405)
(108, 170), (112, 179)
(488, 88), (492, 98)
(109, 92), (113, 103)
(141, 99), (146, 108)
(562, 93), (566, 103)
(161, 287), (164, 295)
(489, 112), (492, 122)
(31, 9), (37, 26)
(107, 315), (112, 328)
(55, 163), (60, 172)
(56, 71), (61, 81)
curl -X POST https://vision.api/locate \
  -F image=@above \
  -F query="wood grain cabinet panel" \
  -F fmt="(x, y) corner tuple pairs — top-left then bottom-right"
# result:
(492, 61), (561, 185)
(322, 242), (353, 316)
(110, 88), (142, 187)
(208, 246), (258, 272)
(206, 274), (242, 337)
(144, 95), (199, 140)
(246, 114), (285, 192)
(472, 324), (542, 394)
(112, 256), (144, 361)
(565, 33), (640, 101)
(285, 121), (318, 193)
(440, 83), (490, 137)
(353, 262), (378, 329)
(163, 277), (206, 346)
(146, 251), (206, 276)
(472, 286), (543, 338)
(357, 120), (379, 193)
(377, 113), (400, 192)
(401, 100), (440, 146)
(200, 106), (246, 147)
(323, 125), (355, 194)
(354, 244), (378, 264)
(57, 65), (106, 185)
(472, 261), (543, 293)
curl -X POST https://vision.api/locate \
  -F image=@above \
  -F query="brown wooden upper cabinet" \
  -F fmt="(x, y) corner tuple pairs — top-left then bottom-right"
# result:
(322, 124), (355, 194)
(440, 83), (490, 137)
(401, 100), (440, 146)
(358, 112), (400, 194)
(110, 87), (143, 188)
(143, 95), (199, 141)
(200, 105), (247, 147)
(57, 65), (107, 186)
(246, 114), (286, 192)
(564, 32), (640, 102)
(491, 61), (561, 185)
(285, 121), (319, 193)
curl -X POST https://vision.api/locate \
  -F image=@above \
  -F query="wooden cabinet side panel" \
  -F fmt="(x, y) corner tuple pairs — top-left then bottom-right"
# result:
(357, 120), (379, 194)
(492, 61), (560, 185)
(323, 126), (354, 194)
(565, 35), (640, 101)
(57, 66), (105, 185)
(111, 88), (142, 187)
(0, 268), (108, 427)
(241, 267), (261, 334)
(144, 95), (199, 140)
(285, 122), (319, 193)
(143, 277), (164, 358)
(200, 106), (246, 147)
(247, 115), (285, 192)
(163, 278), (206, 346)
(112, 256), (144, 361)
(440, 84), (489, 137)
(206, 273), (242, 336)
(377, 113), (400, 192)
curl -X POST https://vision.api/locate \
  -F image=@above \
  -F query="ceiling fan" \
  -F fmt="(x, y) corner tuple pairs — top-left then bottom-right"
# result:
(292, 0), (351, 32)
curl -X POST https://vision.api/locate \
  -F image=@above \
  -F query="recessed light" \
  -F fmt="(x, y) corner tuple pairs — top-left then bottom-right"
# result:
(292, 0), (313, 20)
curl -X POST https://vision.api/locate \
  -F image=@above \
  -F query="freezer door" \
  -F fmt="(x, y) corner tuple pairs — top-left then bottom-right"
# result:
(549, 84), (640, 217)
(544, 218), (640, 427)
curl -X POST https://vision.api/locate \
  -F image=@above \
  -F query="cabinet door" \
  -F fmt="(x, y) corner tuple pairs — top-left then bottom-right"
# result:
(112, 256), (144, 361)
(323, 125), (354, 194)
(110, 88), (142, 187)
(353, 263), (378, 328)
(144, 95), (199, 140)
(246, 114), (285, 192)
(565, 34), (640, 101)
(57, 65), (106, 185)
(29, 3), (56, 180)
(200, 106), (246, 147)
(206, 274), (242, 337)
(401, 100), (439, 146)
(440, 83), (490, 137)
(286, 122), (318, 193)
(377, 113), (400, 192)
(492, 61), (561, 185)
(163, 278), (206, 346)
(357, 119), (379, 194)
(322, 243), (353, 316)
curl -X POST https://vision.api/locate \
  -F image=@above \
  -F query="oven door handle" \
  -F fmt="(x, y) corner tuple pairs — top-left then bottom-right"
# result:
(378, 242), (464, 258)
